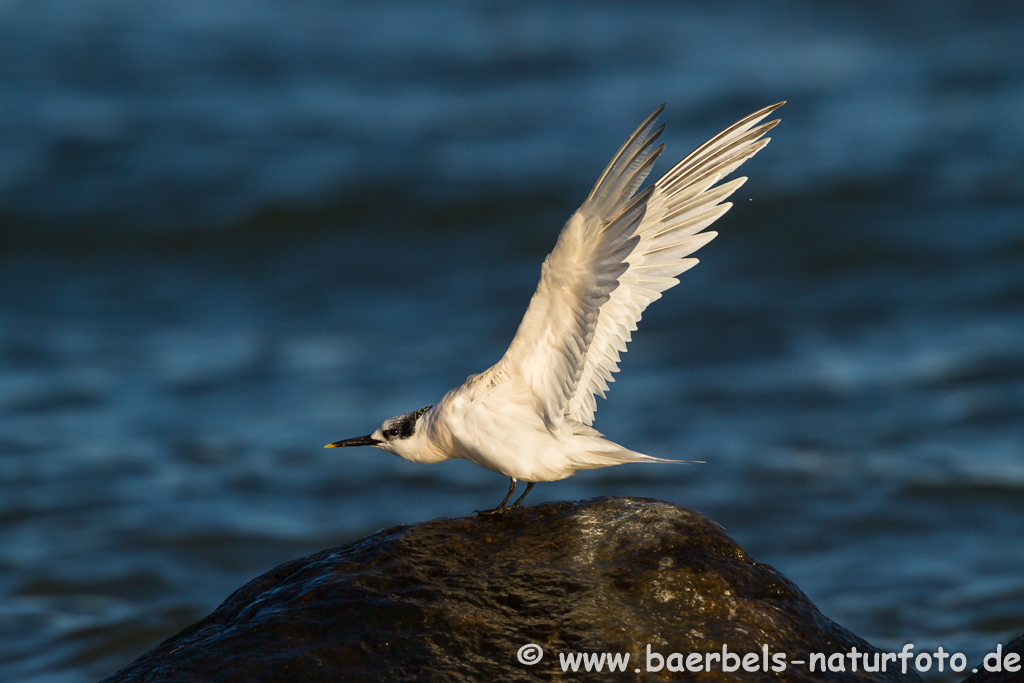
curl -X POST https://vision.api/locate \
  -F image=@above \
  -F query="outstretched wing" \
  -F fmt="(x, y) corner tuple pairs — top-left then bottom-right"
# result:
(566, 102), (784, 425)
(494, 108), (667, 432)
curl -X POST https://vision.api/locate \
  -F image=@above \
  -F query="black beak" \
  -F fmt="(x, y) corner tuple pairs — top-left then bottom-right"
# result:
(325, 434), (381, 448)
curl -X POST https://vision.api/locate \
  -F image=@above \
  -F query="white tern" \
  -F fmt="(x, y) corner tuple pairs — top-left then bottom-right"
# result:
(328, 102), (783, 514)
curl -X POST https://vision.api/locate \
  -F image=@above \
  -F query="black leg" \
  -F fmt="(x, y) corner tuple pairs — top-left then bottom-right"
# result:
(475, 477), (518, 516)
(508, 481), (535, 509)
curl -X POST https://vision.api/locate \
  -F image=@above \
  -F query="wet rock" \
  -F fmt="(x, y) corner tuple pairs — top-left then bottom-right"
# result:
(101, 497), (923, 682)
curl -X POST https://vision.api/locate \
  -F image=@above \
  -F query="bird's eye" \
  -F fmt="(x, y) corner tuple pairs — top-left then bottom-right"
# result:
(384, 428), (399, 439)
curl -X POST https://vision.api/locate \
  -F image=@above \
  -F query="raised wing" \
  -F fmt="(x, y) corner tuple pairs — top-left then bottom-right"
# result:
(566, 102), (784, 425)
(493, 102), (782, 432)
(495, 108), (668, 431)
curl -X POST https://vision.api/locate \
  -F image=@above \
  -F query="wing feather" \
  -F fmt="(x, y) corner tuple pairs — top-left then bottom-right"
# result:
(495, 109), (669, 431)
(490, 102), (783, 432)
(499, 188), (652, 430)
(567, 102), (784, 424)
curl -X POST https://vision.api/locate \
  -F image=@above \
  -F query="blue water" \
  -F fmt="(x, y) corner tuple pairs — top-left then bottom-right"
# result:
(1, 2), (1023, 682)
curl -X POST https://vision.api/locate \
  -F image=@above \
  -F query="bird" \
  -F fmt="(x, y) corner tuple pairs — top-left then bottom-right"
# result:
(327, 102), (783, 514)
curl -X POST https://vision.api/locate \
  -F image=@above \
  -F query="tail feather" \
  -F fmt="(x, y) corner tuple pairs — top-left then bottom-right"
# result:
(570, 448), (704, 470)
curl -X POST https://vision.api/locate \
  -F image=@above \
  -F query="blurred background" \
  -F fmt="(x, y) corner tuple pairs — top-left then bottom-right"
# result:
(1, 1), (1022, 681)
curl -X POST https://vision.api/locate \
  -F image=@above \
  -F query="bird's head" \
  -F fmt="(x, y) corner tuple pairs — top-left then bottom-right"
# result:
(326, 405), (434, 461)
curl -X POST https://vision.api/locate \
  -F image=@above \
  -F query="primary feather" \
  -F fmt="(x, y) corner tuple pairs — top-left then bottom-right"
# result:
(502, 102), (783, 428)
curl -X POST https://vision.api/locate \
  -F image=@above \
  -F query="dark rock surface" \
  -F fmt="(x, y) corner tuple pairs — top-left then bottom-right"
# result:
(101, 497), (924, 682)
